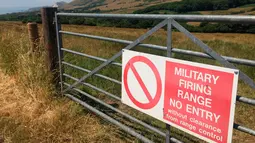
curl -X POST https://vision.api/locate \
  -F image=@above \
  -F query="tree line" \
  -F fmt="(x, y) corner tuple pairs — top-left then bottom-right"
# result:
(59, 17), (255, 33)
(133, 0), (255, 14)
(0, 0), (254, 33)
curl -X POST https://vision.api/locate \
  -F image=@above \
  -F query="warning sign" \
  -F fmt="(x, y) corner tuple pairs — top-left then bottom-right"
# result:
(122, 50), (239, 143)
(123, 56), (162, 109)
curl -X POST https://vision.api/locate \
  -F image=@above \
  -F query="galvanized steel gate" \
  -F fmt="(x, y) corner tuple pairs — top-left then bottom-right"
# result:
(55, 13), (255, 143)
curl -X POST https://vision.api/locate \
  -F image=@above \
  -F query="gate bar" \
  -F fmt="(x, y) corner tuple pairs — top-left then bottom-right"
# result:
(63, 19), (169, 93)
(60, 31), (255, 67)
(63, 74), (121, 101)
(55, 12), (64, 93)
(62, 48), (122, 67)
(236, 95), (255, 105)
(234, 123), (255, 136)
(57, 13), (255, 23)
(62, 61), (121, 85)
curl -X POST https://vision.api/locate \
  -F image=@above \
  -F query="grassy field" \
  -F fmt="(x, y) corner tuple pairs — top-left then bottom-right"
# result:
(0, 22), (129, 143)
(0, 21), (255, 142)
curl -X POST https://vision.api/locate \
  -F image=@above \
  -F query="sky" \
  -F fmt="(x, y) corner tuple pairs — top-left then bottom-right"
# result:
(0, 0), (72, 7)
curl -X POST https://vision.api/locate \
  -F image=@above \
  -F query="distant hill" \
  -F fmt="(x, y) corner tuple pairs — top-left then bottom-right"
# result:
(27, 7), (42, 12)
(61, 0), (180, 13)
(55, 1), (67, 7)
(27, 1), (67, 12)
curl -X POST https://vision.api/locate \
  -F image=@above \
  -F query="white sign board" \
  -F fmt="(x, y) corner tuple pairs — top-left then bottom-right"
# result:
(121, 50), (239, 143)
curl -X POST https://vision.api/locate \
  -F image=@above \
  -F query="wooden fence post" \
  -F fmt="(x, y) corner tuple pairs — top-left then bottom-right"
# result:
(41, 7), (59, 84)
(27, 22), (39, 52)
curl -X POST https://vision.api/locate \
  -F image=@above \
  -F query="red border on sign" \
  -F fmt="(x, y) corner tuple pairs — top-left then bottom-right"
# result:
(123, 56), (162, 109)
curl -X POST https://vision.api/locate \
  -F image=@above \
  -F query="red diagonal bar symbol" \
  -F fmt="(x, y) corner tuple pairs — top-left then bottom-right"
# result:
(130, 63), (153, 102)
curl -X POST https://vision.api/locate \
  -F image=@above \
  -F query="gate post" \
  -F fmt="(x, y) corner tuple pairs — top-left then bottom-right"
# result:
(41, 7), (59, 85)
(27, 22), (39, 52)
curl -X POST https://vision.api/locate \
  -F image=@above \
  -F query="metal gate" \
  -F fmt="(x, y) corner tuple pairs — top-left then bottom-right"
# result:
(55, 13), (255, 143)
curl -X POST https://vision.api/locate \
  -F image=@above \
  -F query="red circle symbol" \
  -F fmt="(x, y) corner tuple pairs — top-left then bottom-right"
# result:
(123, 56), (162, 109)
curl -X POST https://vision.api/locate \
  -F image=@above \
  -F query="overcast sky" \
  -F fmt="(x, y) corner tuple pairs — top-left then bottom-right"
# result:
(0, 0), (72, 7)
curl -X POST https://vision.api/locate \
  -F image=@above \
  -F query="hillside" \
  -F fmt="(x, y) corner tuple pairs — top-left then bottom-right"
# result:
(61, 0), (180, 13)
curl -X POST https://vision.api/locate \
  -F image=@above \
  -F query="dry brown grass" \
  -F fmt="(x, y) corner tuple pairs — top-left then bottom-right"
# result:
(63, 0), (180, 13)
(0, 22), (126, 143)
(95, 0), (180, 12)
(0, 69), (124, 143)
(186, 22), (201, 26)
